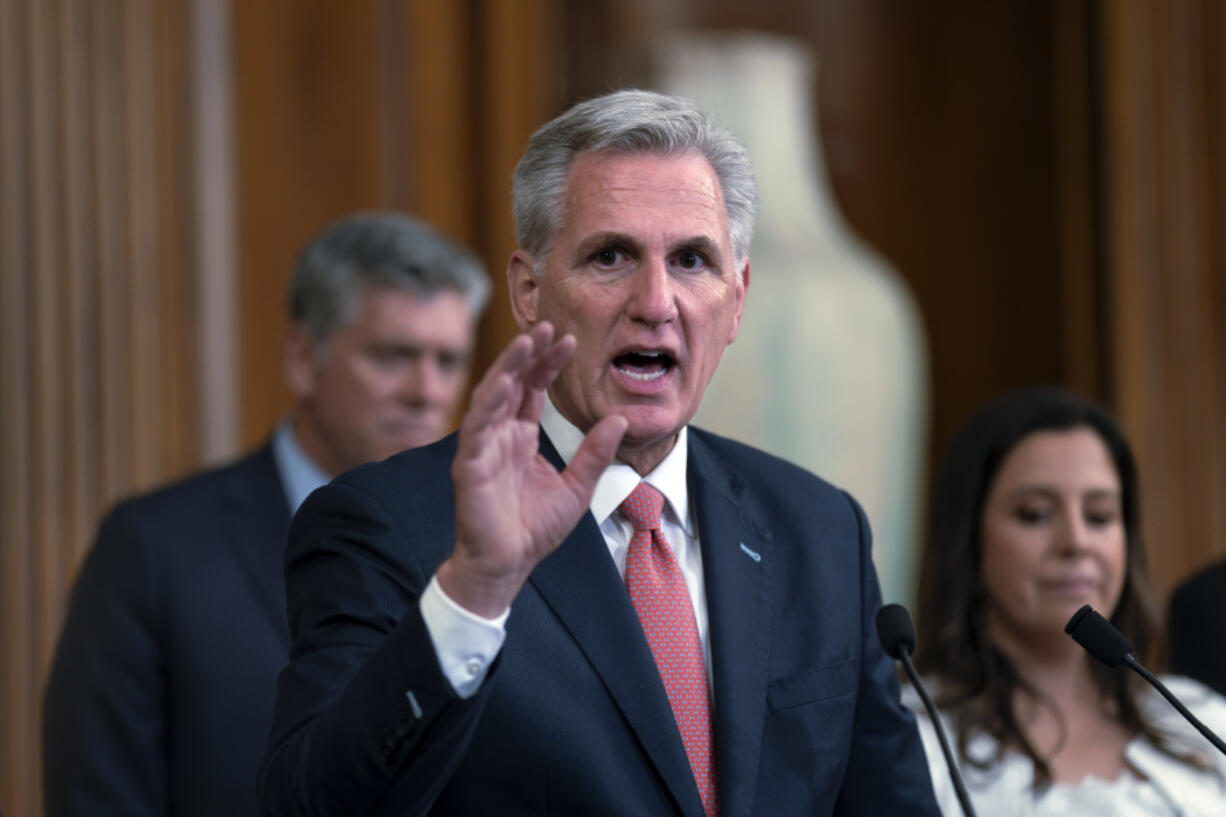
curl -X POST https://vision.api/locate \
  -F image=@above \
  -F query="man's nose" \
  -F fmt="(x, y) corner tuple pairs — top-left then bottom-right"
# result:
(399, 358), (444, 405)
(628, 257), (677, 325)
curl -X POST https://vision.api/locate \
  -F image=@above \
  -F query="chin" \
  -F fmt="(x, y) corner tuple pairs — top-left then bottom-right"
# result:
(369, 441), (414, 462)
(620, 414), (685, 447)
(382, 424), (444, 450)
(398, 434), (439, 452)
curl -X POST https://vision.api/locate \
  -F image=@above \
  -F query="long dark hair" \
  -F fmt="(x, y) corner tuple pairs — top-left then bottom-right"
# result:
(914, 386), (1198, 786)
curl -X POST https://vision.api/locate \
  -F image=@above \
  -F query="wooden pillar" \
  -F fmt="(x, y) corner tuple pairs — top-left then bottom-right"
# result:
(0, 1), (209, 813)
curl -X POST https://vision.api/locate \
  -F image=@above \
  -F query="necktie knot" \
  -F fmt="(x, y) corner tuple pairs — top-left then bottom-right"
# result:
(620, 482), (665, 533)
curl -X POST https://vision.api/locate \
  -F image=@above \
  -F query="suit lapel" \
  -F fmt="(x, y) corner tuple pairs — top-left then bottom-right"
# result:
(527, 432), (707, 817)
(687, 433), (773, 817)
(221, 446), (294, 638)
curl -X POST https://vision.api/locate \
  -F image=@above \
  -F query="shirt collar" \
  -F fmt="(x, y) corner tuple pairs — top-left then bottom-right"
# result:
(540, 397), (692, 535)
(271, 418), (331, 514)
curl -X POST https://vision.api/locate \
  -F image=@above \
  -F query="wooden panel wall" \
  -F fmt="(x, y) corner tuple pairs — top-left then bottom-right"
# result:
(0, 1), (211, 814)
(233, 0), (558, 448)
(1099, 0), (1226, 599)
(232, 0), (387, 445)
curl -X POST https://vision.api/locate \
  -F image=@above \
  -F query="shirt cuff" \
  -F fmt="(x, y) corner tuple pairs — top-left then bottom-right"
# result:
(419, 573), (509, 699)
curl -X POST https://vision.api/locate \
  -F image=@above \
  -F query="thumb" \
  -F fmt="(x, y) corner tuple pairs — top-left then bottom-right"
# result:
(561, 415), (628, 500)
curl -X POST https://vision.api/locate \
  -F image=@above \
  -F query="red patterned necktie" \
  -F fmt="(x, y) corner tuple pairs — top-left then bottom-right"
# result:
(620, 481), (717, 817)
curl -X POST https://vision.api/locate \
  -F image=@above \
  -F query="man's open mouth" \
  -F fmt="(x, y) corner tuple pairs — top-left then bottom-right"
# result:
(613, 350), (675, 382)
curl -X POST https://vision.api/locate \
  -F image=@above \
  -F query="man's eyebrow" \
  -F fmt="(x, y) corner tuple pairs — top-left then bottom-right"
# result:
(669, 235), (728, 268)
(672, 236), (721, 256)
(576, 232), (638, 251)
(570, 232), (640, 263)
(364, 340), (473, 359)
(569, 232), (727, 264)
(364, 340), (422, 353)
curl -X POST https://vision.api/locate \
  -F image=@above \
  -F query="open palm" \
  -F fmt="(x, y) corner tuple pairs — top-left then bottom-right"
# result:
(439, 323), (627, 618)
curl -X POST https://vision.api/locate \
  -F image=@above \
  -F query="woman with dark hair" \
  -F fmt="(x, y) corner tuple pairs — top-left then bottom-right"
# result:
(908, 386), (1226, 815)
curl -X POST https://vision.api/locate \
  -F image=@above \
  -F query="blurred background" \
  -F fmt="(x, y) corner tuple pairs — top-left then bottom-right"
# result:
(2, 1), (1223, 813)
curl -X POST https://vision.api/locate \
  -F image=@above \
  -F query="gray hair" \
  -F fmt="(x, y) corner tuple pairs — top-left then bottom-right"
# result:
(512, 89), (759, 271)
(289, 211), (490, 341)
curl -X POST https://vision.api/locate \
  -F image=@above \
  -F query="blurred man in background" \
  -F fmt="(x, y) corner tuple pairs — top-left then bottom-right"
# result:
(43, 212), (490, 817)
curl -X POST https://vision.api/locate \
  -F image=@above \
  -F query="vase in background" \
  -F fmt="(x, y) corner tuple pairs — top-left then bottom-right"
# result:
(652, 30), (930, 609)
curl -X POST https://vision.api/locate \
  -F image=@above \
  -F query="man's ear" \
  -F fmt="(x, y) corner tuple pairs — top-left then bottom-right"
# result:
(728, 258), (751, 344)
(507, 250), (541, 331)
(282, 324), (318, 399)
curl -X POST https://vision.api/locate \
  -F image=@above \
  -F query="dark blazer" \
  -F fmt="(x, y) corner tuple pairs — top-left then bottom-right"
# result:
(261, 428), (939, 816)
(44, 445), (293, 817)
(1169, 559), (1226, 697)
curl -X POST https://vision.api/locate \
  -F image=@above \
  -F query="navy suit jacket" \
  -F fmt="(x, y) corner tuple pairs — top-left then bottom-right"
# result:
(44, 445), (293, 817)
(261, 428), (939, 816)
(1169, 559), (1226, 697)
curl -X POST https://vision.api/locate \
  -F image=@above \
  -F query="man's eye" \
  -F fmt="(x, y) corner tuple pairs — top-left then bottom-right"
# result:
(593, 249), (621, 266)
(370, 348), (398, 363)
(368, 347), (413, 367)
(677, 251), (702, 269)
(436, 353), (466, 374)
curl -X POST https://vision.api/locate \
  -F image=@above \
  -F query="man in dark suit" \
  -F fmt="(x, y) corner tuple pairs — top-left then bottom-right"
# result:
(261, 90), (939, 815)
(1169, 559), (1226, 696)
(42, 212), (490, 817)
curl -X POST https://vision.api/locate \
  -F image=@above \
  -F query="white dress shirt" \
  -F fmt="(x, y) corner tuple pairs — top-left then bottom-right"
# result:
(420, 398), (710, 698)
(905, 675), (1226, 817)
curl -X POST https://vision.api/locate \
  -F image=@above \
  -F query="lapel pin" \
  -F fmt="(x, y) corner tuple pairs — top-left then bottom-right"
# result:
(405, 689), (423, 719)
(739, 542), (762, 562)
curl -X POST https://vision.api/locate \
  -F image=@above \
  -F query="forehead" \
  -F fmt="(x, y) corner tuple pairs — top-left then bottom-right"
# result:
(991, 427), (1120, 493)
(342, 287), (473, 339)
(558, 150), (730, 245)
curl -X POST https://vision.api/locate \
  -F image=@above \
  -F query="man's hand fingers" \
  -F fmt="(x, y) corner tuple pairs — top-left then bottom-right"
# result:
(518, 333), (576, 421)
(463, 323), (557, 433)
(523, 332), (575, 390)
(525, 320), (555, 357)
(481, 323), (555, 395)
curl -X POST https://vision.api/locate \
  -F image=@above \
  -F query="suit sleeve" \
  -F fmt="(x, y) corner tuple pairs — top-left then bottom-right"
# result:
(833, 493), (942, 815)
(42, 507), (171, 817)
(259, 478), (492, 817)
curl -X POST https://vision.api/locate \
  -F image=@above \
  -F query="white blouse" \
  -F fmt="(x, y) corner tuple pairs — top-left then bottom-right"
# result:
(904, 676), (1226, 817)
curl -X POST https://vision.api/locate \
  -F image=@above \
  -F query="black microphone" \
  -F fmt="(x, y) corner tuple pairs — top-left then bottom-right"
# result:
(1065, 604), (1226, 756)
(876, 603), (978, 817)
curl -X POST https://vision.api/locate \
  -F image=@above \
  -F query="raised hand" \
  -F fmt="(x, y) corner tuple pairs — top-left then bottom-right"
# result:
(436, 322), (628, 618)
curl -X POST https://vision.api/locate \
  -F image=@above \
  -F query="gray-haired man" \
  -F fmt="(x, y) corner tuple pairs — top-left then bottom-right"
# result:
(263, 92), (938, 816)
(44, 212), (489, 817)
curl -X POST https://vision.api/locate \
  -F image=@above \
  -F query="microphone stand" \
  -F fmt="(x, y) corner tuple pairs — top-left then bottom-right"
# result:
(877, 604), (977, 817)
(1122, 655), (1226, 756)
(894, 647), (978, 817)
